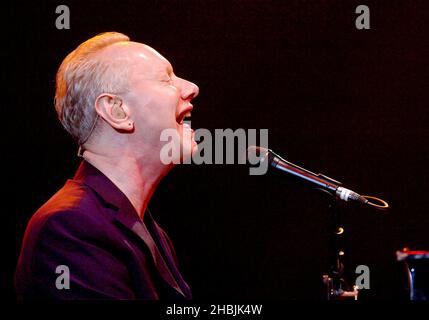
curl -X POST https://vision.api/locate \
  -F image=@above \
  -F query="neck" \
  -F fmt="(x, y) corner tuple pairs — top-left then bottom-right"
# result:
(83, 149), (170, 219)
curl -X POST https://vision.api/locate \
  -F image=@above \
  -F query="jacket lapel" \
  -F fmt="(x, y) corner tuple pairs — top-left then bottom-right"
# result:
(114, 201), (185, 298)
(145, 211), (193, 298)
(74, 160), (186, 298)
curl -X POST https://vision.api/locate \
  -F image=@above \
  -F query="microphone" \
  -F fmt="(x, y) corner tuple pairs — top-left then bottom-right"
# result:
(247, 146), (368, 204)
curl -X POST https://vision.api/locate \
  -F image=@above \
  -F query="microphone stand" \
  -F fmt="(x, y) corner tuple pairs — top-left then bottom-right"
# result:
(321, 192), (359, 300)
(247, 147), (388, 299)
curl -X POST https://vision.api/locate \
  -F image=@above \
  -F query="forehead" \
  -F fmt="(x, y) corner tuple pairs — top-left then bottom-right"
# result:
(98, 41), (173, 77)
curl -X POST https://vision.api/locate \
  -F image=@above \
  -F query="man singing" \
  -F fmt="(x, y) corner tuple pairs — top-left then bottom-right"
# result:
(15, 32), (199, 299)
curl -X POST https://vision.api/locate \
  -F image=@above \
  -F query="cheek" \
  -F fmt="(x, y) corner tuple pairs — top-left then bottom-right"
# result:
(128, 85), (181, 130)
(153, 88), (181, 122)
(146, 86), (180, 110)
(138, 91), (181, 130)
(162, 86), (181, 105)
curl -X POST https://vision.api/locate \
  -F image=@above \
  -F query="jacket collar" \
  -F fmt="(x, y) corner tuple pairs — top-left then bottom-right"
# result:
(73, 160), (189, 298)
(73, 160), (125, 208)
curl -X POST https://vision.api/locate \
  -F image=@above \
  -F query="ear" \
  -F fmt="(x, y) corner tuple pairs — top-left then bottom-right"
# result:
(94, 94), (133, 131)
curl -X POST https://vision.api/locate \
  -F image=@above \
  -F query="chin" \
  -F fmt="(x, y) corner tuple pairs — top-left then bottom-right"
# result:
(160, 124), (197, 164)
(180, 139), (198, 163)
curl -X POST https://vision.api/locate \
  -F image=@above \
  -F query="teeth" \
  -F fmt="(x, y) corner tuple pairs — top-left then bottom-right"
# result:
(177, 111), (192, 125)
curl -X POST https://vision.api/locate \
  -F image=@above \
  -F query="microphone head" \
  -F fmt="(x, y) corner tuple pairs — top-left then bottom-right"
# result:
(246, 145), (271, 164)
(247, 146), (270, 163)
(246, 146), (272, 175)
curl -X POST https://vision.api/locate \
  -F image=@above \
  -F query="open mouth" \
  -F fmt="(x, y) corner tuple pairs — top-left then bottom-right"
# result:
(176, 109), (192, 126)
(176, 107), (197, 150)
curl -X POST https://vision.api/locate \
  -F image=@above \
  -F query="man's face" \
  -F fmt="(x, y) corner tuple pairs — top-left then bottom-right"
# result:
(103, 42), (199, 163)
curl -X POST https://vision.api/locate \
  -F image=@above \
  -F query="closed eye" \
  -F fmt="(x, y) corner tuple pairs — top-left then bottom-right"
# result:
(162, 76), (173, 84)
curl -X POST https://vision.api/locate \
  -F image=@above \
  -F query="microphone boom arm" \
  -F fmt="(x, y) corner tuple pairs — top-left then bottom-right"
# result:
(259, 148), (388, 208)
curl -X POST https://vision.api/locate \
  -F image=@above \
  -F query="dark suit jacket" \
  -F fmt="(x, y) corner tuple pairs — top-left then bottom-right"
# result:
(15, 160), (192, 300)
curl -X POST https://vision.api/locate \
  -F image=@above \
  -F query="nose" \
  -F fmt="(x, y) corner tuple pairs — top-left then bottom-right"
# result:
(179, 78), (199, 101)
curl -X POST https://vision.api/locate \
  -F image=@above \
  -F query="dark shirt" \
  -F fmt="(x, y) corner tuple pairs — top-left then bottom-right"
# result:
(15, 160), (192, 300)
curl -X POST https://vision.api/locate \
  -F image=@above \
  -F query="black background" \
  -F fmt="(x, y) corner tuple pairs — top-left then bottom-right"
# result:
(3, 0), (429, 301)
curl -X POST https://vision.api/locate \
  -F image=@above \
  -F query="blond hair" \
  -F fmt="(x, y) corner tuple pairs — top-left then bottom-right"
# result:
(55, 32), (130, 145)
